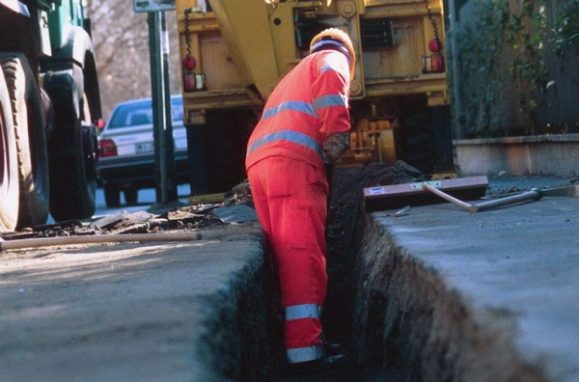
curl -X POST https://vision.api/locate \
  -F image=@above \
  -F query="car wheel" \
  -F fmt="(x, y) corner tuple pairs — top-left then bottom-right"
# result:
(124, 187), (138, 206)
(104, 185), (120, 208)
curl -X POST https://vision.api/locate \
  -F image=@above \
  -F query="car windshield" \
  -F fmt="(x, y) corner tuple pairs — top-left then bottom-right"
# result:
(107, 98), (184, 129)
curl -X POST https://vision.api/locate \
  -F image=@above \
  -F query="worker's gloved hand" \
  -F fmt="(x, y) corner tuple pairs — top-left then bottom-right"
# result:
(322, 133), (349, 164)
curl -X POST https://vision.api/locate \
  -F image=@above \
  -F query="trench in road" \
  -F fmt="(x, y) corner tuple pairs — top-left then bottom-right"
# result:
(210, 197), (408, 381)
(201, 164), (425, 381)
(200, 166), (552, 381)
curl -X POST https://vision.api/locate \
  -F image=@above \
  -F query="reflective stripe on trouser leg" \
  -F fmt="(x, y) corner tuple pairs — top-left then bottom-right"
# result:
(285, 304), (322, 320)
(246, 157), (329, 363)
(285, 304), (325, 363)
(287, 344), (326, 363)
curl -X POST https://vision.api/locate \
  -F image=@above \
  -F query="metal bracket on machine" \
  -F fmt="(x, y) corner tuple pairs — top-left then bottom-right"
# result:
(409, 180), (442, 190)
(338, 1), (357, 19)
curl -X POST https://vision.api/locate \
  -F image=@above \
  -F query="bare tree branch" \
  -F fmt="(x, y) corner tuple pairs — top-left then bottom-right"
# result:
(87, 0), (182, 116)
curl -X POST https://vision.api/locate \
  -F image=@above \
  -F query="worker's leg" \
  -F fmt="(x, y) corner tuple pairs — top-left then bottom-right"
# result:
(247, 162), (272, 237)
(250, 156), (329, 363)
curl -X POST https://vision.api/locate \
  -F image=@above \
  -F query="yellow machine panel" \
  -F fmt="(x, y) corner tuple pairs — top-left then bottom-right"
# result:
(175, 0), (453, 191)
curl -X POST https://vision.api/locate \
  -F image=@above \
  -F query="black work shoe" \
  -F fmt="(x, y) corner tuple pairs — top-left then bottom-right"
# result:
(283, 353), (348, 376)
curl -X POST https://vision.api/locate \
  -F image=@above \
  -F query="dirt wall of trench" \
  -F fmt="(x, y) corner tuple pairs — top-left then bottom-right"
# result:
(353, 216), (547, 382)
(192, 235), (284, 381)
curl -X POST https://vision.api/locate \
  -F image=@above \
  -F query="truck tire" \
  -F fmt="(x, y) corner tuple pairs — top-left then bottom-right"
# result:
(398, 97), (436, 174)
(49, 114), (97, 221)
(104, 185), (120, 208)
(203, 109), (256, 193)
(0, 53), (50, 228)
(124, 187), (138, 206)
(0, 69), (20, 232)
(46, 67), (97, 221)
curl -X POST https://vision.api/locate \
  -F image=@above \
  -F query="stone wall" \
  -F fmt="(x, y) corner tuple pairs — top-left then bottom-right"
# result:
(454, 134), (579, 177)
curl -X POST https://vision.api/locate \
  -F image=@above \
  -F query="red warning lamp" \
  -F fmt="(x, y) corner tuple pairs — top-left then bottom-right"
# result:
(183, 54), (197, 70)
(182, 54), (197, 92)
(430, 53), (445, 72)
(428, 38), (442, 53)
(96, 118), (106, 133)
(423, 38), (445, 73)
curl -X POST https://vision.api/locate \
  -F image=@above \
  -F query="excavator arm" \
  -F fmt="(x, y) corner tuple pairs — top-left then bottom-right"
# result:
(208, 0), (279, 98)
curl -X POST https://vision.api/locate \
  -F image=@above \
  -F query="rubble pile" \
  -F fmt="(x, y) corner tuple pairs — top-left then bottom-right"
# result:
(0, 180), (256, 242)
(223, 180), (253, 207)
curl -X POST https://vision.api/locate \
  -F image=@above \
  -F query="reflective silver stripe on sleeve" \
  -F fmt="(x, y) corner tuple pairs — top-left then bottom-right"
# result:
(246, 130), (324, 160)
(286, 344), (326, 364)
(262, 101), (318, 119)
(285, 304), (321, 321)
(320, 62), (348, 75)
(319, 56), (349, 76)
(313, 94), (347, 111)
(320, 64), (335, 73)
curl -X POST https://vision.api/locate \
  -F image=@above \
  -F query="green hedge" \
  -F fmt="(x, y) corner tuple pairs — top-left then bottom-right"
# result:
(454, 0), (578, 138)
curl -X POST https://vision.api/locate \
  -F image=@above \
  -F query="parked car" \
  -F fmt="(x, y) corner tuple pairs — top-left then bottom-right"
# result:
(97, 96), (189, 207)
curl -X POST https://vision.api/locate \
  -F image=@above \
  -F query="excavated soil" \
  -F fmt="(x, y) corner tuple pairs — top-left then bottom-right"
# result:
(0, 181), (253, 241)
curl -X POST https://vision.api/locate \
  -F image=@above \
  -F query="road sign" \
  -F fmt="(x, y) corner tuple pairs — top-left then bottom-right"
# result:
(133, 0), (175, 13)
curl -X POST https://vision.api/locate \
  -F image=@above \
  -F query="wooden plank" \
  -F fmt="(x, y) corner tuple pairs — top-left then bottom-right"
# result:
(188, 192), (226, 205)
(364, 176), (489, 212)
(364, 176), (488, 198)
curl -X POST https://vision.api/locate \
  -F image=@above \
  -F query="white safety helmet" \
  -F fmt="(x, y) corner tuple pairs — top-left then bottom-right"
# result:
(309, 28), (356, 78)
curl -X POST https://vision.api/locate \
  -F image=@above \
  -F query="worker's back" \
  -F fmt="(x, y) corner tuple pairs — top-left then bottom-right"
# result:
(246, 50), (350, 171)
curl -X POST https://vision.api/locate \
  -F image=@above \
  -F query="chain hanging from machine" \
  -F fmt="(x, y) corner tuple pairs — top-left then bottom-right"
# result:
(182, 8), (198, 91)
(423, 0), (441, 44)
(422, 0), (445, 73)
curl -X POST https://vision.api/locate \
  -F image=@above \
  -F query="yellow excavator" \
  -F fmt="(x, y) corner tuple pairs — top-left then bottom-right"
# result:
(175, 0), (453, 192)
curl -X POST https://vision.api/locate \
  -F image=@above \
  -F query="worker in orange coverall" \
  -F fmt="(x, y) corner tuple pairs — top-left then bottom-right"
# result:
(245, 28), (355, 374)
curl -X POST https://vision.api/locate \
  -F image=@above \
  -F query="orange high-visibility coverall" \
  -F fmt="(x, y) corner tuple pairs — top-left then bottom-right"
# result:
(245, 50), (351, 364)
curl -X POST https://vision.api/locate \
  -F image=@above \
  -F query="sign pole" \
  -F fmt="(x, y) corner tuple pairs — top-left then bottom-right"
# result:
(147, 11), (177, 206)
(161, 11), (178, 202)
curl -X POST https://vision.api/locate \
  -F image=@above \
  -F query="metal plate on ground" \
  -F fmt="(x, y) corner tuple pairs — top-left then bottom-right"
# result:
(211, 205), (257, 224)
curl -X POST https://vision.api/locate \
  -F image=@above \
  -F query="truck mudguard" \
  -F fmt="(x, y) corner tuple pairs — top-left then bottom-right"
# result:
(43, 67), (83, 137)
(45, 24), (94, 70)
(42, 23), (102, 123)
